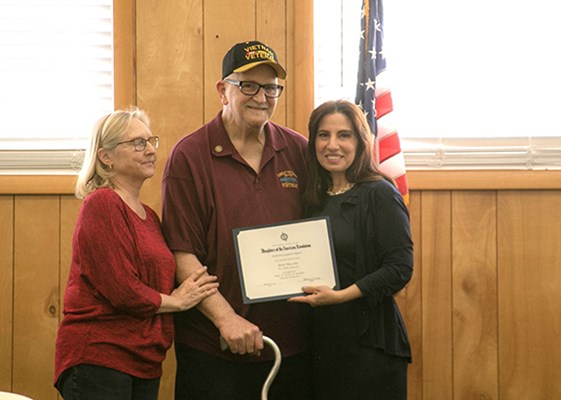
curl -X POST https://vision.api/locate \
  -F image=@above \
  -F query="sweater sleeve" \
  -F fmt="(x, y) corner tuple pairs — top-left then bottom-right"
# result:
(355, 182), (414, 307)
(76, 191), (162, 318)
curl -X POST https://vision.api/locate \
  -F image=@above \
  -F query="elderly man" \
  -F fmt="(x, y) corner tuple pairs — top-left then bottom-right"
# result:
(162, 40), (311, 400)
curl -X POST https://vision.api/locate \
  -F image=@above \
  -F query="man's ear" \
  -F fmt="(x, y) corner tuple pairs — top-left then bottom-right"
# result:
(216, 80), (228, 105)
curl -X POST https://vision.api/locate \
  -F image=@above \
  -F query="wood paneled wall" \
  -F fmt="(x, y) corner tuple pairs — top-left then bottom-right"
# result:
(0, 196), (82, 400)
(1, 1), (561, 399)
(2, 190), (561, 399)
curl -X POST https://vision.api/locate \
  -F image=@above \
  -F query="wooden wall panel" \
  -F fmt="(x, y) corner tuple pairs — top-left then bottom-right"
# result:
(13, 196), (60, 399)
(498, 191), (561, 399)
(289, 0), (314, 136)
(395, 191), (422, 400)
(113, 0), (135, 109)
(136, 0), (205, 213)
(452, 192), (498, 399)
(203, 0), (254, 120)
(421, 191), (453, 399)
(0, 196), (14, 391)
(257, 0), (288, 126)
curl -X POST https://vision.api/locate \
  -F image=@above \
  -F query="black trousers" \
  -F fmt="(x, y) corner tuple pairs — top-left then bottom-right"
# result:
(313, 347), (408, 400)
(174, 344), (312, 400)
(56, 364), (160, 400)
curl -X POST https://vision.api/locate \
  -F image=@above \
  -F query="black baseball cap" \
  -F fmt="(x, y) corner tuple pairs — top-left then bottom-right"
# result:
(222, 40), (286, 80)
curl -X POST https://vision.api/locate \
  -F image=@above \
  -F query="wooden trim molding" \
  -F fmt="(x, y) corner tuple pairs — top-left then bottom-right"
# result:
(407, 170), (561, 190)
(0, 175), (76, 195)
(2, 170), (561, 194)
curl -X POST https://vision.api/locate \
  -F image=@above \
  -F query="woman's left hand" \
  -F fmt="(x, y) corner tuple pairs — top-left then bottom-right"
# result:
(288, 283), (363, 307)
(287, 285), (341, 306)
(158, 267), (219, 313)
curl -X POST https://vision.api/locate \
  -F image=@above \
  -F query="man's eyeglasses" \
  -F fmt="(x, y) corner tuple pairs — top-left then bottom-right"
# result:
(224, 79), (284, 98)
(116, 136), (159, 151)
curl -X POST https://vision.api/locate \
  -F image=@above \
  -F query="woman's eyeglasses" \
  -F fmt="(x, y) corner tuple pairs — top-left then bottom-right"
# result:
(116, 136), (159, 151)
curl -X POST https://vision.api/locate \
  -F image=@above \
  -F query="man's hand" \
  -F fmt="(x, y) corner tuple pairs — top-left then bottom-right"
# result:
(217, 314), (263, 356)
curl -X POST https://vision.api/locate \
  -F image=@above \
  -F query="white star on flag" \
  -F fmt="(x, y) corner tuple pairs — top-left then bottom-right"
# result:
(364, 78), (375, 91)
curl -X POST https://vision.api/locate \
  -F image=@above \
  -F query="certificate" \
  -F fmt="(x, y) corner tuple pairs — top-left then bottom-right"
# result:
(233, 217), (339, 304)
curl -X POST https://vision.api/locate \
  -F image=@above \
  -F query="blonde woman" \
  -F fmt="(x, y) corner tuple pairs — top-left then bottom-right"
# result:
(55, 108), (218, 400)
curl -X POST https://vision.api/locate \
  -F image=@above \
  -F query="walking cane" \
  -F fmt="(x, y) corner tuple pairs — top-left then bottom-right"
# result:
(261, 336), (282, 400)
(220, 335), (282, 400)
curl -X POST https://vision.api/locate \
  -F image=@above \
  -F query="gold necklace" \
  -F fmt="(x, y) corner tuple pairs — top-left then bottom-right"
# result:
(327, 182), (355, 196)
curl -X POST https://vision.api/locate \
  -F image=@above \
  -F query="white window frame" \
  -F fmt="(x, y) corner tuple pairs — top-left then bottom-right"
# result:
(0, 0), (114, 175)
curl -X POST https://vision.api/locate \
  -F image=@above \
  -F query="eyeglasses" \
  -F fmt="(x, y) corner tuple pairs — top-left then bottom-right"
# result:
(224, 79), (284, 98)
(116, 136), (159, 151)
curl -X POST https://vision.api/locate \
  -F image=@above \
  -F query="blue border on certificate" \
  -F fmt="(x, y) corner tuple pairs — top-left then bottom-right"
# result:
(232, 216), (339, 304)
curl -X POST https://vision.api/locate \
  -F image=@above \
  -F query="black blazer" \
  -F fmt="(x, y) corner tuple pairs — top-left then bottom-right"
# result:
(342, 180), (413, 360)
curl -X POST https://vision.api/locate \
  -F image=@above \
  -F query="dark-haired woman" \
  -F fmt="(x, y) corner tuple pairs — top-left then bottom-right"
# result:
(289, 99), (413, 400)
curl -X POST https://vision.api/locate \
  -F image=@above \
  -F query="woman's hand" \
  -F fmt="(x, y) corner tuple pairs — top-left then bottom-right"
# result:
(288, 284), (363, 307)
(287, 285), (341, 306)
(158, 267), (219, 313)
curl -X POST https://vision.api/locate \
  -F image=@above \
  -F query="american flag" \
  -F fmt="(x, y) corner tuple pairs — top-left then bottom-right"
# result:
(355, 0), (409, 204)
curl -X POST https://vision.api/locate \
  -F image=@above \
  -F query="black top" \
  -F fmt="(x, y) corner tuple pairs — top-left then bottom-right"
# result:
(309, 180), (413, 360)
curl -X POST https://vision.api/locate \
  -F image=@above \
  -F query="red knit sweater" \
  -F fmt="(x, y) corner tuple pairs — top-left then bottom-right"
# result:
(55, 188), (175, 382)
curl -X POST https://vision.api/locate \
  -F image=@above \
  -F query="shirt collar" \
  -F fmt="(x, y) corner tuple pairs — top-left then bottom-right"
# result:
(208, 111), (288, 158)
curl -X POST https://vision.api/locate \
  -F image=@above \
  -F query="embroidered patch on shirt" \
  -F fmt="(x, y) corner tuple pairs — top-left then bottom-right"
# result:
(277, 170), (299, 189)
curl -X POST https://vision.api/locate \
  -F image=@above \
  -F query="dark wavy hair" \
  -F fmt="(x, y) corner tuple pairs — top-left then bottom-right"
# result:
(304, 99), (391, 209)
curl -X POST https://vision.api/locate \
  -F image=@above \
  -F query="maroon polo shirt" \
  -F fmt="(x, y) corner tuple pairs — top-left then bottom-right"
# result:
(162, 112), (309, 361)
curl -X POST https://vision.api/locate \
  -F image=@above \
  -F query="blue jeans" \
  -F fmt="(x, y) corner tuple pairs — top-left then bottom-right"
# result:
(56, 364), (160, 400)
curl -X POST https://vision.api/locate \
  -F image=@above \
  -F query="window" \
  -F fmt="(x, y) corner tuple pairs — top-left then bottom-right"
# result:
(314, 0), (561, 169)
(0, 0), (114, 174)
(314, 0), (362, 107)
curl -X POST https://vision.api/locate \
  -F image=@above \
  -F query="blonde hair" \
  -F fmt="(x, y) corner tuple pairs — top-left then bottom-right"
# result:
(75, 107), (150, 199)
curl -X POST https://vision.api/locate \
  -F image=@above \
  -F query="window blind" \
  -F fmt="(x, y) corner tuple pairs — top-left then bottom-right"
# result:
(0, 0), (114, 174)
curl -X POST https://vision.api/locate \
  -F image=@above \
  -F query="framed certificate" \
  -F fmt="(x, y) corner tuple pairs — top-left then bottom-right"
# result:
(233, 217), (339, 304)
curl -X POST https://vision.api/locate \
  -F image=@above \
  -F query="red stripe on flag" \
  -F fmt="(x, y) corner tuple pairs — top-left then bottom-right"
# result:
(356, 0), (409, 205)
(375, 90), (393, 119)
(393, 174), (409, 199)
(378, 132), (402, 163)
